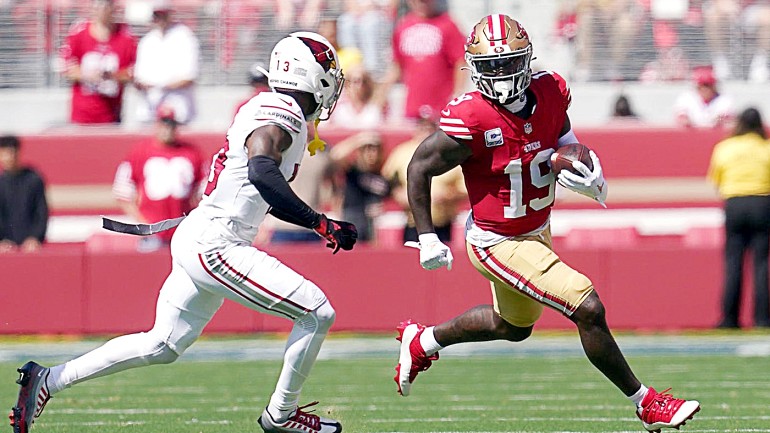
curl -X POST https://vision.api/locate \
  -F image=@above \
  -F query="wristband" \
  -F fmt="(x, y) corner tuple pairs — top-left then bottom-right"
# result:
(418, 233), (440, 245)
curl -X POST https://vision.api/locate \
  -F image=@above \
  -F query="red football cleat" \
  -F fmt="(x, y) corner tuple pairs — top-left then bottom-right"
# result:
(637, 387), (700, 432)
(394, 320), (439, 396)
(9, 361), (51, 433)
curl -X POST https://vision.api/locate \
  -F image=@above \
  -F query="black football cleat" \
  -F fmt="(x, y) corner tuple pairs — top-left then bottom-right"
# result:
(9, 362), (51, 433)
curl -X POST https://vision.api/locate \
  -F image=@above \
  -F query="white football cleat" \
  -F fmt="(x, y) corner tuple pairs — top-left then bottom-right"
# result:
(258, 402), (341, 433)
(394, 320), (439, 396)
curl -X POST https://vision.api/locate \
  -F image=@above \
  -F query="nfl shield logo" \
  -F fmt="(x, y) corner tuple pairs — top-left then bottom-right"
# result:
(524, 123), (533, 134)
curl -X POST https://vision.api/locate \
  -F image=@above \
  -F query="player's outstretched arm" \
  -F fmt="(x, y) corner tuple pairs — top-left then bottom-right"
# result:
(406, 130), (471, 270)
(246, 125), (357, 252)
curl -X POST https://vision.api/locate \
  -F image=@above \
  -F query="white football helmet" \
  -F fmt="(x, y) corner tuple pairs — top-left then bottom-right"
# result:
(465, 14), (533, 104)
(260, 32), (344, 121)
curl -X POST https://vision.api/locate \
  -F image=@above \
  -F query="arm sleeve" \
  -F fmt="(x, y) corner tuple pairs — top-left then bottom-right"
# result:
(248, 155), (321, 229)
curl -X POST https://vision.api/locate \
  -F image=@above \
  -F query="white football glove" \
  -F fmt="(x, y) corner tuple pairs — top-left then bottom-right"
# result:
(556, 150), (608, 207)
(404, 233), (454, 271)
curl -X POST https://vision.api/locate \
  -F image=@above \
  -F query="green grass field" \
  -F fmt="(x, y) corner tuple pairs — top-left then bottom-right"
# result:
(1, 335), (769, 432)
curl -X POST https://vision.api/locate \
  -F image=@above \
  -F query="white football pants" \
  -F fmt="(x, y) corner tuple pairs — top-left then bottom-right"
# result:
(46, 213), (335, 414)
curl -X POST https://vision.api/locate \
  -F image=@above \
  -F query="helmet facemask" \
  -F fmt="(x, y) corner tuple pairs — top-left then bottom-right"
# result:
(467, 46), (532, 105)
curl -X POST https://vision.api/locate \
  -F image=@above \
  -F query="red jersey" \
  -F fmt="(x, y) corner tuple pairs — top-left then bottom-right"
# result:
(112, 138), (206, 242)
(439, 71), (572, 237)
(392, 12), (466, 119)
(60, 21), (137, 124)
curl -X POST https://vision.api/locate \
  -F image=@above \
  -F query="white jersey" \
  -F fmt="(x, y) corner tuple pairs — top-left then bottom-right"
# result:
(196, 91), (308, 243)
(674, 90), (735, 127)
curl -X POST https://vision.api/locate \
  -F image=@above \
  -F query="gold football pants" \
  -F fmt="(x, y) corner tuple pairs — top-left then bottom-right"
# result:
(467, 227), (594, 328)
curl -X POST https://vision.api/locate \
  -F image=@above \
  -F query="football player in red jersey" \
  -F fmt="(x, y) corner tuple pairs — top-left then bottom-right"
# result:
(395, 14), (700, 432)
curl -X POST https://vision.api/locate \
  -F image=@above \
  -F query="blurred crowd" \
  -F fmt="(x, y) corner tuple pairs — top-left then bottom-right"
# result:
(554, 0), (770, 83)
(1, 0), (770, 254)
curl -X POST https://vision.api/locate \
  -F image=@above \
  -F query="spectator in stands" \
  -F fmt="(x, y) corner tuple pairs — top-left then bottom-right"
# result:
(0, 135), (48, 253)
(336, 0), (396, 81)
(330, 131), (390, 242)
(744, 1), (770, 83)
(612, 94), (637, 118)
(326, 61), (387, 129)
(674, 65), (735, 128)
(112, 106), (207, 251)
(133, 0), (200, 125)
(234, 62), (271, 115)
(573, 0), (647, 82)
(379, 0), (467, 121)
(703, 0), (740, 81)
(59, 0), (137, 124)
(610, 93), (643, 122)
(703, 0), (770, 81)
(276, 0), (327, 31)
(381, 108), (466, 243)
(708, 107), (770, 329)
(317, 15), (366, 75)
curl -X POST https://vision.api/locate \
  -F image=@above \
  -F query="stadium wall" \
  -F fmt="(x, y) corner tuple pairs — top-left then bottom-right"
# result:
(0, 126), (749, 334)
(0, 232), (752, 334)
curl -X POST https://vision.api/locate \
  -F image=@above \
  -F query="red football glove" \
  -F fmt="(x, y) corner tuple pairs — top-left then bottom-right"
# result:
(313, 214), (358, 254)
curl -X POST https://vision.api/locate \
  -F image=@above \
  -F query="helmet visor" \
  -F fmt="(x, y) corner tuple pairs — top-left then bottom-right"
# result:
(474, 54), (529, 77)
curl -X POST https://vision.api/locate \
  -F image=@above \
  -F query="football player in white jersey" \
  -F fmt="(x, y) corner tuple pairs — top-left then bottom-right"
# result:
(10, 32), (354, 433)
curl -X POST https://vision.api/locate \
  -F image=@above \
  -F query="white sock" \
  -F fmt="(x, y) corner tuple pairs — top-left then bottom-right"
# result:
(268, 302), (334, 423)
(419, 326), (443, 356)
(629, 384), (649, 409)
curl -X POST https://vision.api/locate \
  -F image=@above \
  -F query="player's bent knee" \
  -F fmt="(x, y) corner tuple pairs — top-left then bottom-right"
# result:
(505, 325), (533, 342)
(495, 314), (533, 341)
(497, 321), (532, 342)
(313, 300), (336, 330)
(143, 330), (183, 365)
(150, 343), (180, 365)
(572, 292), (607, 327)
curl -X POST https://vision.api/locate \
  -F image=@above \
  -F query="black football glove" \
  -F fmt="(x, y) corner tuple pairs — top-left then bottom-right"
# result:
(313, 214), (358, 254)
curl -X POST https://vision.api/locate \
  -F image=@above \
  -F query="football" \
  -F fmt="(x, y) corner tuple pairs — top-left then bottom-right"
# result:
(550, 143), (593, 176)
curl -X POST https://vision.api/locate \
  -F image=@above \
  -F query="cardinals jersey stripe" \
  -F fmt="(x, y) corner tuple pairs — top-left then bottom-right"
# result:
(197, 253), (301, 319)
(471, 245), (578, 315)
(262, 104), (302, 119)
(254, 117), (301, 134)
